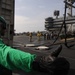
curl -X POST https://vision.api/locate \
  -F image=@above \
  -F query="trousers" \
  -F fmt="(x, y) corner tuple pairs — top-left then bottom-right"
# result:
(0, 65), (12, 75)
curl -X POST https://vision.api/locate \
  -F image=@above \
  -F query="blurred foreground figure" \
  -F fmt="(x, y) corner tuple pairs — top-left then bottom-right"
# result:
(0, 16), (70, 75)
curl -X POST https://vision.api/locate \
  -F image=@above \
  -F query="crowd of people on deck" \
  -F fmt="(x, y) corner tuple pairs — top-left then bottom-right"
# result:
(43, 32), (58, 40)
(28, 31), (58, 42)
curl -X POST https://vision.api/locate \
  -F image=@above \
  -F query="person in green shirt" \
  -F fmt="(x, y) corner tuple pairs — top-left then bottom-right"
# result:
(0, 16), (70, 75)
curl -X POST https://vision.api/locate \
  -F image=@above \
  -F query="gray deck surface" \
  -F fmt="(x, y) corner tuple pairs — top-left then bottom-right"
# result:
(12, 35), (75, 75)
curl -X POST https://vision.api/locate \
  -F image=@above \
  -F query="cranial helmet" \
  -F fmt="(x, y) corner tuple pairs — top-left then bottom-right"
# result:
(0, 16), (7, 30)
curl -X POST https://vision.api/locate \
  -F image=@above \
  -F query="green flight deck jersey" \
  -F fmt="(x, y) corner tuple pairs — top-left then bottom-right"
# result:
(0, 39), (36, 72)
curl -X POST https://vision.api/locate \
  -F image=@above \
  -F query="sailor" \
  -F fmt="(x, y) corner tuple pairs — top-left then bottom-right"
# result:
(37, 31), (41, 41)
(0, 16), (70, 75)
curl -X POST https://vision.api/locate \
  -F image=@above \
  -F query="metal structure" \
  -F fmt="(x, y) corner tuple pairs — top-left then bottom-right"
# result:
(45, 17), (54, 30)
(45, 0), (75, 32)
(67, 0), (73, 32)
(0, 0), (15, 46)
(44, 0), (75, 48)
(45, 16), (75, 31)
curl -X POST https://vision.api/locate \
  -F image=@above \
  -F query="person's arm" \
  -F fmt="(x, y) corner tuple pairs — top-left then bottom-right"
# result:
(0, 43), (36, 72)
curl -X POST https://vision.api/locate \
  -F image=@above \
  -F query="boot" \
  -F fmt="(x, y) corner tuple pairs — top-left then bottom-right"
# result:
(32, 45), (70, 75)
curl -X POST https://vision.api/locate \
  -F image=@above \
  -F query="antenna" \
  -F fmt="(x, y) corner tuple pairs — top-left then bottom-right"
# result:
(54, 10), (60, 19)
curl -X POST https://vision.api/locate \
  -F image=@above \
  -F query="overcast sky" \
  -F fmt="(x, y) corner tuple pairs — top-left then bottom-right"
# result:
(14, 0), (65, 33)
